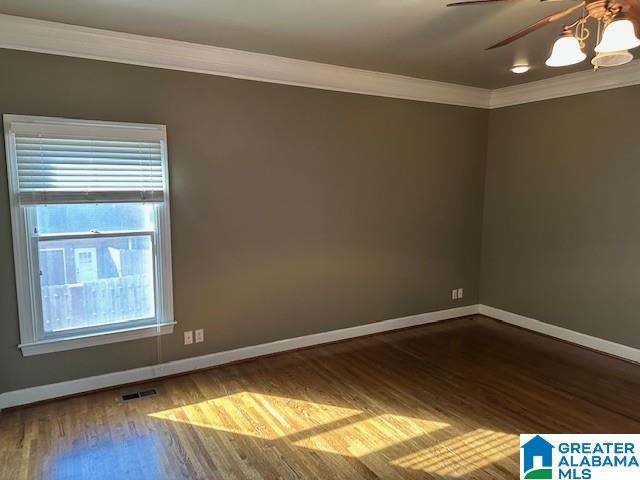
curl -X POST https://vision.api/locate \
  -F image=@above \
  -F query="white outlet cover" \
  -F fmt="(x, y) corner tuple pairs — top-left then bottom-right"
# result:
(452, 289), (458, 300)
(195, 329), (204, 343)
(184, 331), (193, 345)
(457, 288), (464, 299)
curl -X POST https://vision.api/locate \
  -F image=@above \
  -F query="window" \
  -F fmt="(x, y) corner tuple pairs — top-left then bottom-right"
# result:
(4, 115), (174, 356)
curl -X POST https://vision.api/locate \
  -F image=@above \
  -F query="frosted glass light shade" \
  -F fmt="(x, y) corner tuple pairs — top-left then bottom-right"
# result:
(591, 50), (634, 68)
(546, 35), (586, 67)
(595, 19), (640, 53)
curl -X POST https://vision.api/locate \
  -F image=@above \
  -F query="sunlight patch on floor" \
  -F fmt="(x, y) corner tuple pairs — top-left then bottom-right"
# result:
(149, 392), (364, 440)
(149, 391), (450, 459)
(390, 428), (519, 476)
(148, 392), (521, 474)
(294, 413), (449, 457)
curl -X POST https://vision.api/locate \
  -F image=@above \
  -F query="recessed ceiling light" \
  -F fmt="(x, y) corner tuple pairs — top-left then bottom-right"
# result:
(510, 64), (531, 74)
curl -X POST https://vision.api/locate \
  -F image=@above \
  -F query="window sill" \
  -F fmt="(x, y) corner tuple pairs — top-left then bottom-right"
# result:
(18, 322), (175, 356)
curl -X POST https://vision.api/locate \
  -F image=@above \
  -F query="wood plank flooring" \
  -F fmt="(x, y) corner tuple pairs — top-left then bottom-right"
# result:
(1, 315), (639, 479)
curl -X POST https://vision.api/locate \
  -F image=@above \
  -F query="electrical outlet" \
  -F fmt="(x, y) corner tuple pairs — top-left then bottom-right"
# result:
(195, 329), (204, 343)
(184, 330), (193, 345)
(452, 289), (458, 300)
(457, 288), (464, 299)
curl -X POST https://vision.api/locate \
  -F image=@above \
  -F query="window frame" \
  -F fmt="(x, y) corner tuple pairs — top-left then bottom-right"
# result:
(4, 115), (175, 356)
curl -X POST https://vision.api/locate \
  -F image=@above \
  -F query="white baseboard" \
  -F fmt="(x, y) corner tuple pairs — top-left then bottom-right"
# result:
(4, 303), (638, 409)
(0, 304), (479, 409)
(479, 305), (640, 364)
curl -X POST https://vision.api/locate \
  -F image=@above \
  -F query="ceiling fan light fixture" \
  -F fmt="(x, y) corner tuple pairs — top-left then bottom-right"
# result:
(595, 16), (640, 53)
(509, 64), (531, 74)
(591, 50), (634, 68)
(546, 31), (586, 67)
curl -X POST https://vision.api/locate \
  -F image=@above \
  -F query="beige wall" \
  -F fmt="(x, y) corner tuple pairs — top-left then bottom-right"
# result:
(481, 85), (640, 349)
(0, 49), (488, 393)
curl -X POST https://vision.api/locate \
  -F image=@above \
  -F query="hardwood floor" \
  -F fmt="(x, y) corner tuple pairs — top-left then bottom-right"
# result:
(1, 315), (639, 479)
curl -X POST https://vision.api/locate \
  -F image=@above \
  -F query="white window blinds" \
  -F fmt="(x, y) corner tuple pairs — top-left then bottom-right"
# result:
(5, 117), (167, 205)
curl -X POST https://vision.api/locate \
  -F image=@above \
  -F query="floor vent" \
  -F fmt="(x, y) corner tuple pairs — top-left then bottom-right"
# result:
(120, 387), (158, 402)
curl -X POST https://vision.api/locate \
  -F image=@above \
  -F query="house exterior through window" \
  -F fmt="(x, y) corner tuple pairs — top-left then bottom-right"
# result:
(3, 115), (174, 356)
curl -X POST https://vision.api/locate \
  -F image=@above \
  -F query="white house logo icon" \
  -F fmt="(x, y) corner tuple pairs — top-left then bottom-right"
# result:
(521, 435), (554, 479)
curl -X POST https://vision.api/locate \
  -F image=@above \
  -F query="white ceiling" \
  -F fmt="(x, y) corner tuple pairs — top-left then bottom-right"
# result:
(0, 0), (606, 88)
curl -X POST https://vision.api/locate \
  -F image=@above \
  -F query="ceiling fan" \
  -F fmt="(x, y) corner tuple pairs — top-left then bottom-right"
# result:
(447, 0), (640, 68)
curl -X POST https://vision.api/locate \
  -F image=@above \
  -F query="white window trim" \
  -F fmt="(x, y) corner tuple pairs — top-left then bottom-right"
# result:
(19, 322), (177, 356)
(4, 114), (175, 356)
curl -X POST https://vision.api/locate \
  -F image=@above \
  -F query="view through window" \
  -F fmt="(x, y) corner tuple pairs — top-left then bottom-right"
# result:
(36, 204), (156, 333)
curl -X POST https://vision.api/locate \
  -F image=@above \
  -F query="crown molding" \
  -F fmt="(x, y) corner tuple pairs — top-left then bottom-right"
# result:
(489, 59), (640, 108)
(0, 14), (490, 109)
(1, 14), (639, 110)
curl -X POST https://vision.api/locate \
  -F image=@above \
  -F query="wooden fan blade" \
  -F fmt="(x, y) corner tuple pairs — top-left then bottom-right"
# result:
(621, 0), (640, 15)
(615, 0), (640, 37)
(486, 1), (586, 49)
(448, 0), (570, 8)
(446, 0), (511, 7)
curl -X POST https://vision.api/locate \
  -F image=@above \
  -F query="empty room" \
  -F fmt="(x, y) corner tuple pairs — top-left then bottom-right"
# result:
(0, 1), (639, 479)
